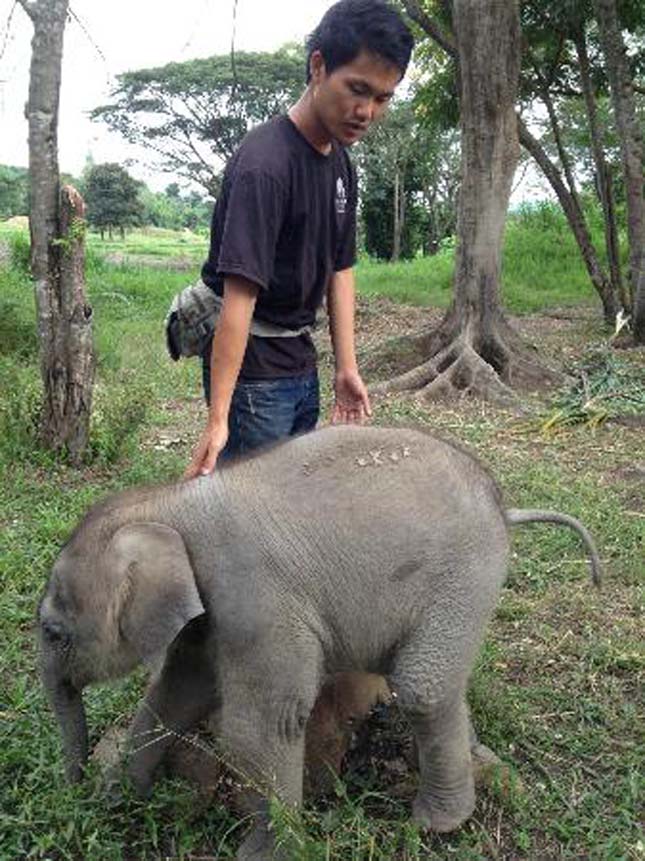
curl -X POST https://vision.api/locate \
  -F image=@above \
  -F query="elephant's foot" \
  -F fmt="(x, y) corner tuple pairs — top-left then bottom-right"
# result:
(237, 822), (274, 861)
(237, 818), (295, 861)
(102, 759), (155, 803)
(411, 780), (475, 833)
(93, 723), (160, 800)
(471, 742), (524, 798)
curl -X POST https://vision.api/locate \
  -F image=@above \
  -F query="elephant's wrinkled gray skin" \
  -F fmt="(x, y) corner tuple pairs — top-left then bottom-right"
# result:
(38, 425), (601, 860)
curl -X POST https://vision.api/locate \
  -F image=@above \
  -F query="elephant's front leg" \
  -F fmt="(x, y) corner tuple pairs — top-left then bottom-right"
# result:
(217, 641), (321, 861)
(122, 616), (218, 796)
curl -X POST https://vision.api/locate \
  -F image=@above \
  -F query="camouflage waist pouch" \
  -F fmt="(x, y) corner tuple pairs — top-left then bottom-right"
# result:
(165, 279), (314, 361)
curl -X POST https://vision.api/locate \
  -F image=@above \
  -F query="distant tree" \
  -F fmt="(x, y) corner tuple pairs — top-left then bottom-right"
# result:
(0, 165), (29, 218)
(182, 190), (212, 231)
(413, 126), (460, 256)
(518, 0), (621, 322)
(90, 46), (304, 197)
(18, 0), (95, 462)
(84, 163), (144, 239)
(358, 102), (417, 260)
(138, 184), (212, 231)
(356, 101), (459, 260)
(138, 186), (181, 230)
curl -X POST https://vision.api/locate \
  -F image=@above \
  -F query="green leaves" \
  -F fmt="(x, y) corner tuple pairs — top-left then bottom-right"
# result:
(543, 344), (645, 430)
(90, 47), (305, 197)
(82, 163), (144, 236)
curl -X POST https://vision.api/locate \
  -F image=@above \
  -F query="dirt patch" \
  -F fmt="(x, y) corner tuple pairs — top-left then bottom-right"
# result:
(353, 295), (437, 351)
(1, 216), (28, 229)
(602, 462), (645, 512)
(346, 298), (604, 391)
(141, 397), (204, 455)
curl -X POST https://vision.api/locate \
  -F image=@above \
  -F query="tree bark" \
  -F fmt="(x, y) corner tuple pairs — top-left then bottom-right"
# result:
(373, 0), (556, 404)
(517, 118), (618, 324)
(574, 26), (626, 311)
(392, 169), (402, 262)
(594, 0), (645, 343)
(539, 80), (584, 217)
(20, 0), (95, 461)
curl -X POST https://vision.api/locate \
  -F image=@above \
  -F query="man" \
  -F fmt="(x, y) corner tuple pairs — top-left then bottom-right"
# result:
(185, 0), (414, 477)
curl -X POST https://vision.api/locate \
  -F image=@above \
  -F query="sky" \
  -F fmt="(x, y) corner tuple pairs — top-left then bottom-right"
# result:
(0, 0), (335, 190)
(0, 0), (549, 201)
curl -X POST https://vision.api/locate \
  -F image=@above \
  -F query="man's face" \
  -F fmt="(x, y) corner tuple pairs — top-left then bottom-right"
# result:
(310, 49), (401, 146)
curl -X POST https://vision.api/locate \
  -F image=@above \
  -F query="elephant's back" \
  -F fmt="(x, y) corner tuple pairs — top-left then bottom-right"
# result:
(221, 424), (508, 595)
(226, 424), (502, 511)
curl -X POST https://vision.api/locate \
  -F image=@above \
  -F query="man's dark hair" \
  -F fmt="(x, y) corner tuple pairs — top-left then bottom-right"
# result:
(305, 0), (414, 83)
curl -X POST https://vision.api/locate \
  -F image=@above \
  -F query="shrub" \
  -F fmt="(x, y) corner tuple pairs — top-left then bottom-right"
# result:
(89, 375), (153, 465)
(8, 231), (31, 273)
(0, 361), (43, 465)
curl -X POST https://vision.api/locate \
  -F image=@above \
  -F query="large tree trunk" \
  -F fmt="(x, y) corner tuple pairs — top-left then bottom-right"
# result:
(20, 0), (95, 461)
(594, 0), (645, 343)
(373, 0), (555, 403)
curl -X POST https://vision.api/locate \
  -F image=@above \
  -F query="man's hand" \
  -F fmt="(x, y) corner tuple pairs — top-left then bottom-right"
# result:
(332, 368), (372, 424)
(184, 420), (229, 478)
(183, 275), (258, 479)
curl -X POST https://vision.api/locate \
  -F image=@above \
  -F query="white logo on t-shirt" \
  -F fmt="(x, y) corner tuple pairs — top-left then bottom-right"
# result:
(336, 177), (347, 215)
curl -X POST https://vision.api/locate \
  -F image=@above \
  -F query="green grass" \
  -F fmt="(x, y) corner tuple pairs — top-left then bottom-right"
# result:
(354, 201), (613, 314)
(86, 225), (208, 261)
(356, 252), (455, 307)
(0, 216), (643, 859)
(1, 199), (611, 315)
(500, 202), (614, 313)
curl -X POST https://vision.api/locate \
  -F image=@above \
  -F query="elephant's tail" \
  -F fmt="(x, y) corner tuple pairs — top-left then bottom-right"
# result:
(505, 509), (602, 588)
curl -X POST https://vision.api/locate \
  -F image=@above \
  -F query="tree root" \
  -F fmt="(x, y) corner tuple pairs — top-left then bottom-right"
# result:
(369, 314), (560, 405)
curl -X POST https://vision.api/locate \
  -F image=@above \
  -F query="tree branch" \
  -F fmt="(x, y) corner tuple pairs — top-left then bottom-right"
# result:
(16, 0), (38, 22)
(400, 0), (456, 57)
(0, 0), (18, 61)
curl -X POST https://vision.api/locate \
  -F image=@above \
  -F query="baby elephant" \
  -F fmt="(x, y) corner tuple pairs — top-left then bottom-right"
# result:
(37, 425), (600, 860)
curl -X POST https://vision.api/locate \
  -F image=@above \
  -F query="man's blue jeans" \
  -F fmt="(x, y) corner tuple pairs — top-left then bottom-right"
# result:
(202, 355), (320, 461)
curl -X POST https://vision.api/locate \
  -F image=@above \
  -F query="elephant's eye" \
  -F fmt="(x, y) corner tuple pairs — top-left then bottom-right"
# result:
(42, 619), (70, 645)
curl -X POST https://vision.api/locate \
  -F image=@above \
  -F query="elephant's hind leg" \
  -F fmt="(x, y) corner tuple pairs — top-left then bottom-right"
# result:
(404, 695), (474, 832)
(389, 649), (475, 832)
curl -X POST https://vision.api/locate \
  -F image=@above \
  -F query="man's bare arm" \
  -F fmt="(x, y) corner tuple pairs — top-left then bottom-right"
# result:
(185, 276), (258, 477)
(327, 268), (371, 424)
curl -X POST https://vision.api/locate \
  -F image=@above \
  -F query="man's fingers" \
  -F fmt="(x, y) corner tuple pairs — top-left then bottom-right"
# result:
(184, 449), (205, 479)
(333, 402), (366, 425)
(185, 437), (210, 479)
(199, 446), (220, 475)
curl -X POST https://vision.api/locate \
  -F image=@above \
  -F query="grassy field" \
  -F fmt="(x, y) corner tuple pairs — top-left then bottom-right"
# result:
(0, 212), (643, 860)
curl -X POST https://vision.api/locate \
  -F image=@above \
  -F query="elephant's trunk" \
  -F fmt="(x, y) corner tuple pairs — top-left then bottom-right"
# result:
(41, 653), (89, 782)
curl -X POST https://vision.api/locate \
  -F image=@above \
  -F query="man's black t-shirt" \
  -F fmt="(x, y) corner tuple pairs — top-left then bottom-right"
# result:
(201, 115), (357, 379)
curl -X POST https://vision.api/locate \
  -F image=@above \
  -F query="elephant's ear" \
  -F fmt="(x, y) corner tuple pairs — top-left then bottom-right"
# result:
(107, 522), (205, 662)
